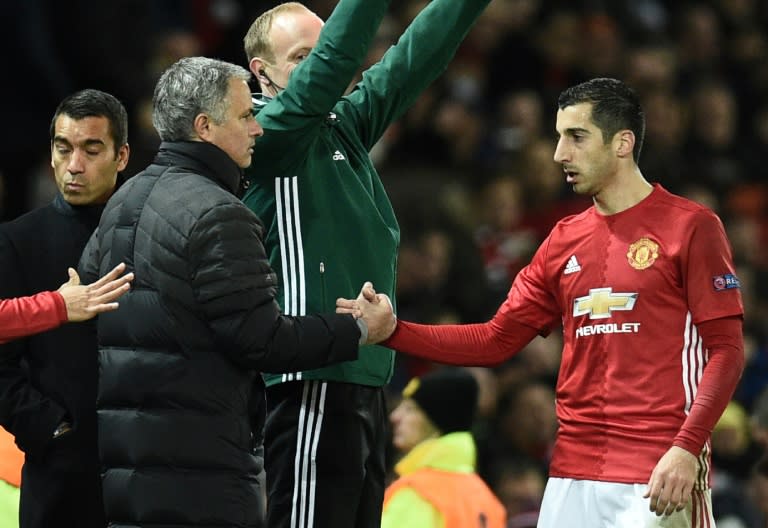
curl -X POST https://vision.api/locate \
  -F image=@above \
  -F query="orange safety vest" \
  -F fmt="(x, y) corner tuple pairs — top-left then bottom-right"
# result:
(384, 468), (506, 528)
(0, 427), (23, 488)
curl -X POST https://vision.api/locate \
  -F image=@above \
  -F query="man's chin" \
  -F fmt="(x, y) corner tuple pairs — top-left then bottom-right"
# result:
(571, 182), (591, 195)
(62, 192), (88, 205)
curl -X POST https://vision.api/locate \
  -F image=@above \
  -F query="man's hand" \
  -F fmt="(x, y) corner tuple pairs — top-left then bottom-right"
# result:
(337, 281), (396, 345)
(58, 263), (134, 322)
(643, 445), (697, 516)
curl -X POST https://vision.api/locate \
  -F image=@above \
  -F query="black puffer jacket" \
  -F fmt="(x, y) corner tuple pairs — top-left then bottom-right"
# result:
(79, 141), (360, 527)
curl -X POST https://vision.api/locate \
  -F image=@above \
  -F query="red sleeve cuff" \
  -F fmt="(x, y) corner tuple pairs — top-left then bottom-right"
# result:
(50, 291), (68, 323)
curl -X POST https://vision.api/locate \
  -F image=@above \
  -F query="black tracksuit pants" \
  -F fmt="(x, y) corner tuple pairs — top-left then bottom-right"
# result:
(265, 380), (387, 528)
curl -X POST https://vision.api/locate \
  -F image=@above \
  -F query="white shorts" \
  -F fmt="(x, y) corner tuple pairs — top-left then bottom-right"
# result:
(537, 478), (714, 528)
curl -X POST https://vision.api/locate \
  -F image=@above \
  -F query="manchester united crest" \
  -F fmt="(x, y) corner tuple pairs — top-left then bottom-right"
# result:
(627, 237), (659, 270)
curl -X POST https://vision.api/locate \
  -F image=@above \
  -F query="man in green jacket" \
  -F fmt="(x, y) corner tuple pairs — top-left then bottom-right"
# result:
(242, 1), (491, 525)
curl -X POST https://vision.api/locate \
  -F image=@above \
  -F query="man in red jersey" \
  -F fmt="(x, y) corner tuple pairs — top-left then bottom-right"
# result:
(339, 78), (744, 527)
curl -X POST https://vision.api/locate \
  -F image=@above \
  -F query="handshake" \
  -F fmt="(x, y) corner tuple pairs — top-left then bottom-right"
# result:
(336, 282), (397, 345)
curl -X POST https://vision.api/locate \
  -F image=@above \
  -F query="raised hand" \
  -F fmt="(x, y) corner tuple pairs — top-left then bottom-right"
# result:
(58, 263), (134, 322)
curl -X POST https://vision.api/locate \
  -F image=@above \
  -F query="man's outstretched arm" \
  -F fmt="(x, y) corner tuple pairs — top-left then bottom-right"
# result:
(0, 262), (133, 344)
(337, 281), (538, 366)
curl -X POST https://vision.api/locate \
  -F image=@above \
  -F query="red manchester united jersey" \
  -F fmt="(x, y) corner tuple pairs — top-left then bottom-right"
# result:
(499, 184), (743, 485)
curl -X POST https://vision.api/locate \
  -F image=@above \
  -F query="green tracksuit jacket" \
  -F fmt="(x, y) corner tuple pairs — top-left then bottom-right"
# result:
(243, 0), (492, 387)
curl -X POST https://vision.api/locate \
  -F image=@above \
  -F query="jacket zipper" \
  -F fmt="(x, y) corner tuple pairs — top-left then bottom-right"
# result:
(320, 261), (327, 311)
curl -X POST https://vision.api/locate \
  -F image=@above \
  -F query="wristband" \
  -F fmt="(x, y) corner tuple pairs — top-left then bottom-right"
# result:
(356, 317), (368, 345)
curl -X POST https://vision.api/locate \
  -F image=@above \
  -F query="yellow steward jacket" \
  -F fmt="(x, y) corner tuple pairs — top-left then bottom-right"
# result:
(382, 432), (506, 528)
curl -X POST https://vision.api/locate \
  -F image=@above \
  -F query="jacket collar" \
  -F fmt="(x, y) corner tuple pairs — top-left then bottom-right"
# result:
(52, 193), (105, 223)
(153, 141), (244, 196)
(52, 172), (127, 223)
(394, 432), (477, 476)
(252, 93), (270, 115)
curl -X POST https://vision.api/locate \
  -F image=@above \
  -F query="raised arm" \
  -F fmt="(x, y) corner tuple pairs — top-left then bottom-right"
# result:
(348, 0), (493, 148)
(255, 0), (393, 152)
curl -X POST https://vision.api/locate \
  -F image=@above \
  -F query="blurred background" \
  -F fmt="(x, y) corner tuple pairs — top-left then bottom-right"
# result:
(2, 0), (767, 525)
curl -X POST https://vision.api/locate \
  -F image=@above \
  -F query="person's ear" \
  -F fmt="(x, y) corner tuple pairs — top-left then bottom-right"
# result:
(615, 130), (635, 158)
(193, 113), (212, 142)
(250, 57), (269, 85)
(116, 143), (130, 172)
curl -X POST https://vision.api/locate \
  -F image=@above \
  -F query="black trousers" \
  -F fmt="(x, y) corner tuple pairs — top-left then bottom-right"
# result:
(265, 381), (387, 528)
(20, 460), (105, 528)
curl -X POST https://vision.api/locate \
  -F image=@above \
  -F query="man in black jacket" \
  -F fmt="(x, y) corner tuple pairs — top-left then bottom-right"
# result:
(0, 89), (130, 528)
(78, 56), (394, 527)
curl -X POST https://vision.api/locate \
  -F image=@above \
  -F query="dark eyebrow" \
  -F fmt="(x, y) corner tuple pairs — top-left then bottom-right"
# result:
(53, 136), (107, 148)
(564, 127), (591, 136)
(83, 139), (107, 148)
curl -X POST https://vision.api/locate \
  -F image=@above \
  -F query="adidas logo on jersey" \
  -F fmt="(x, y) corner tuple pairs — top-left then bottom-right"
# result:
(332, 150), (346, 161)
(564, 255), (581, 275)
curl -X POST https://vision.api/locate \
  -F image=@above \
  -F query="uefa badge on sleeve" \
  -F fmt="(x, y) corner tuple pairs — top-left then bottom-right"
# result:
(712, 273), (741, 291)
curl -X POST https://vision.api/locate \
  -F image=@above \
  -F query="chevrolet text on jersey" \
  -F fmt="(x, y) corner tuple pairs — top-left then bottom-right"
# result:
(575, 322), (641, 337)
(573, 287), (641, 338)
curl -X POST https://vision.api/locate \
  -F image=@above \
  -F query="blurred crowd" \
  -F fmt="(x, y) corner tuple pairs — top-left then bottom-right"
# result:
(2, 0), (767, 526)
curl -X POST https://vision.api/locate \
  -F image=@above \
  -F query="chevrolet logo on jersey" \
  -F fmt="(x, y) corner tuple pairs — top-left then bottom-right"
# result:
(573, 287), (638, 319)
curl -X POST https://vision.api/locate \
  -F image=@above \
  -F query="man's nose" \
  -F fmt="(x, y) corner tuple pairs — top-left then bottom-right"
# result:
(553, 139), (567, 163)
(67, 149), (86, 174)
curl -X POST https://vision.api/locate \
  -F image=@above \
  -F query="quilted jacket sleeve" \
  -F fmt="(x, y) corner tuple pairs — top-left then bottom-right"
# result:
(188, 202), (360, 372)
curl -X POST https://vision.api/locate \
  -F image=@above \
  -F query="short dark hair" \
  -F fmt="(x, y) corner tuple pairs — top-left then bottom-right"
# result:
(558, 78), (645, 162)
(49, 89), (129, 154)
